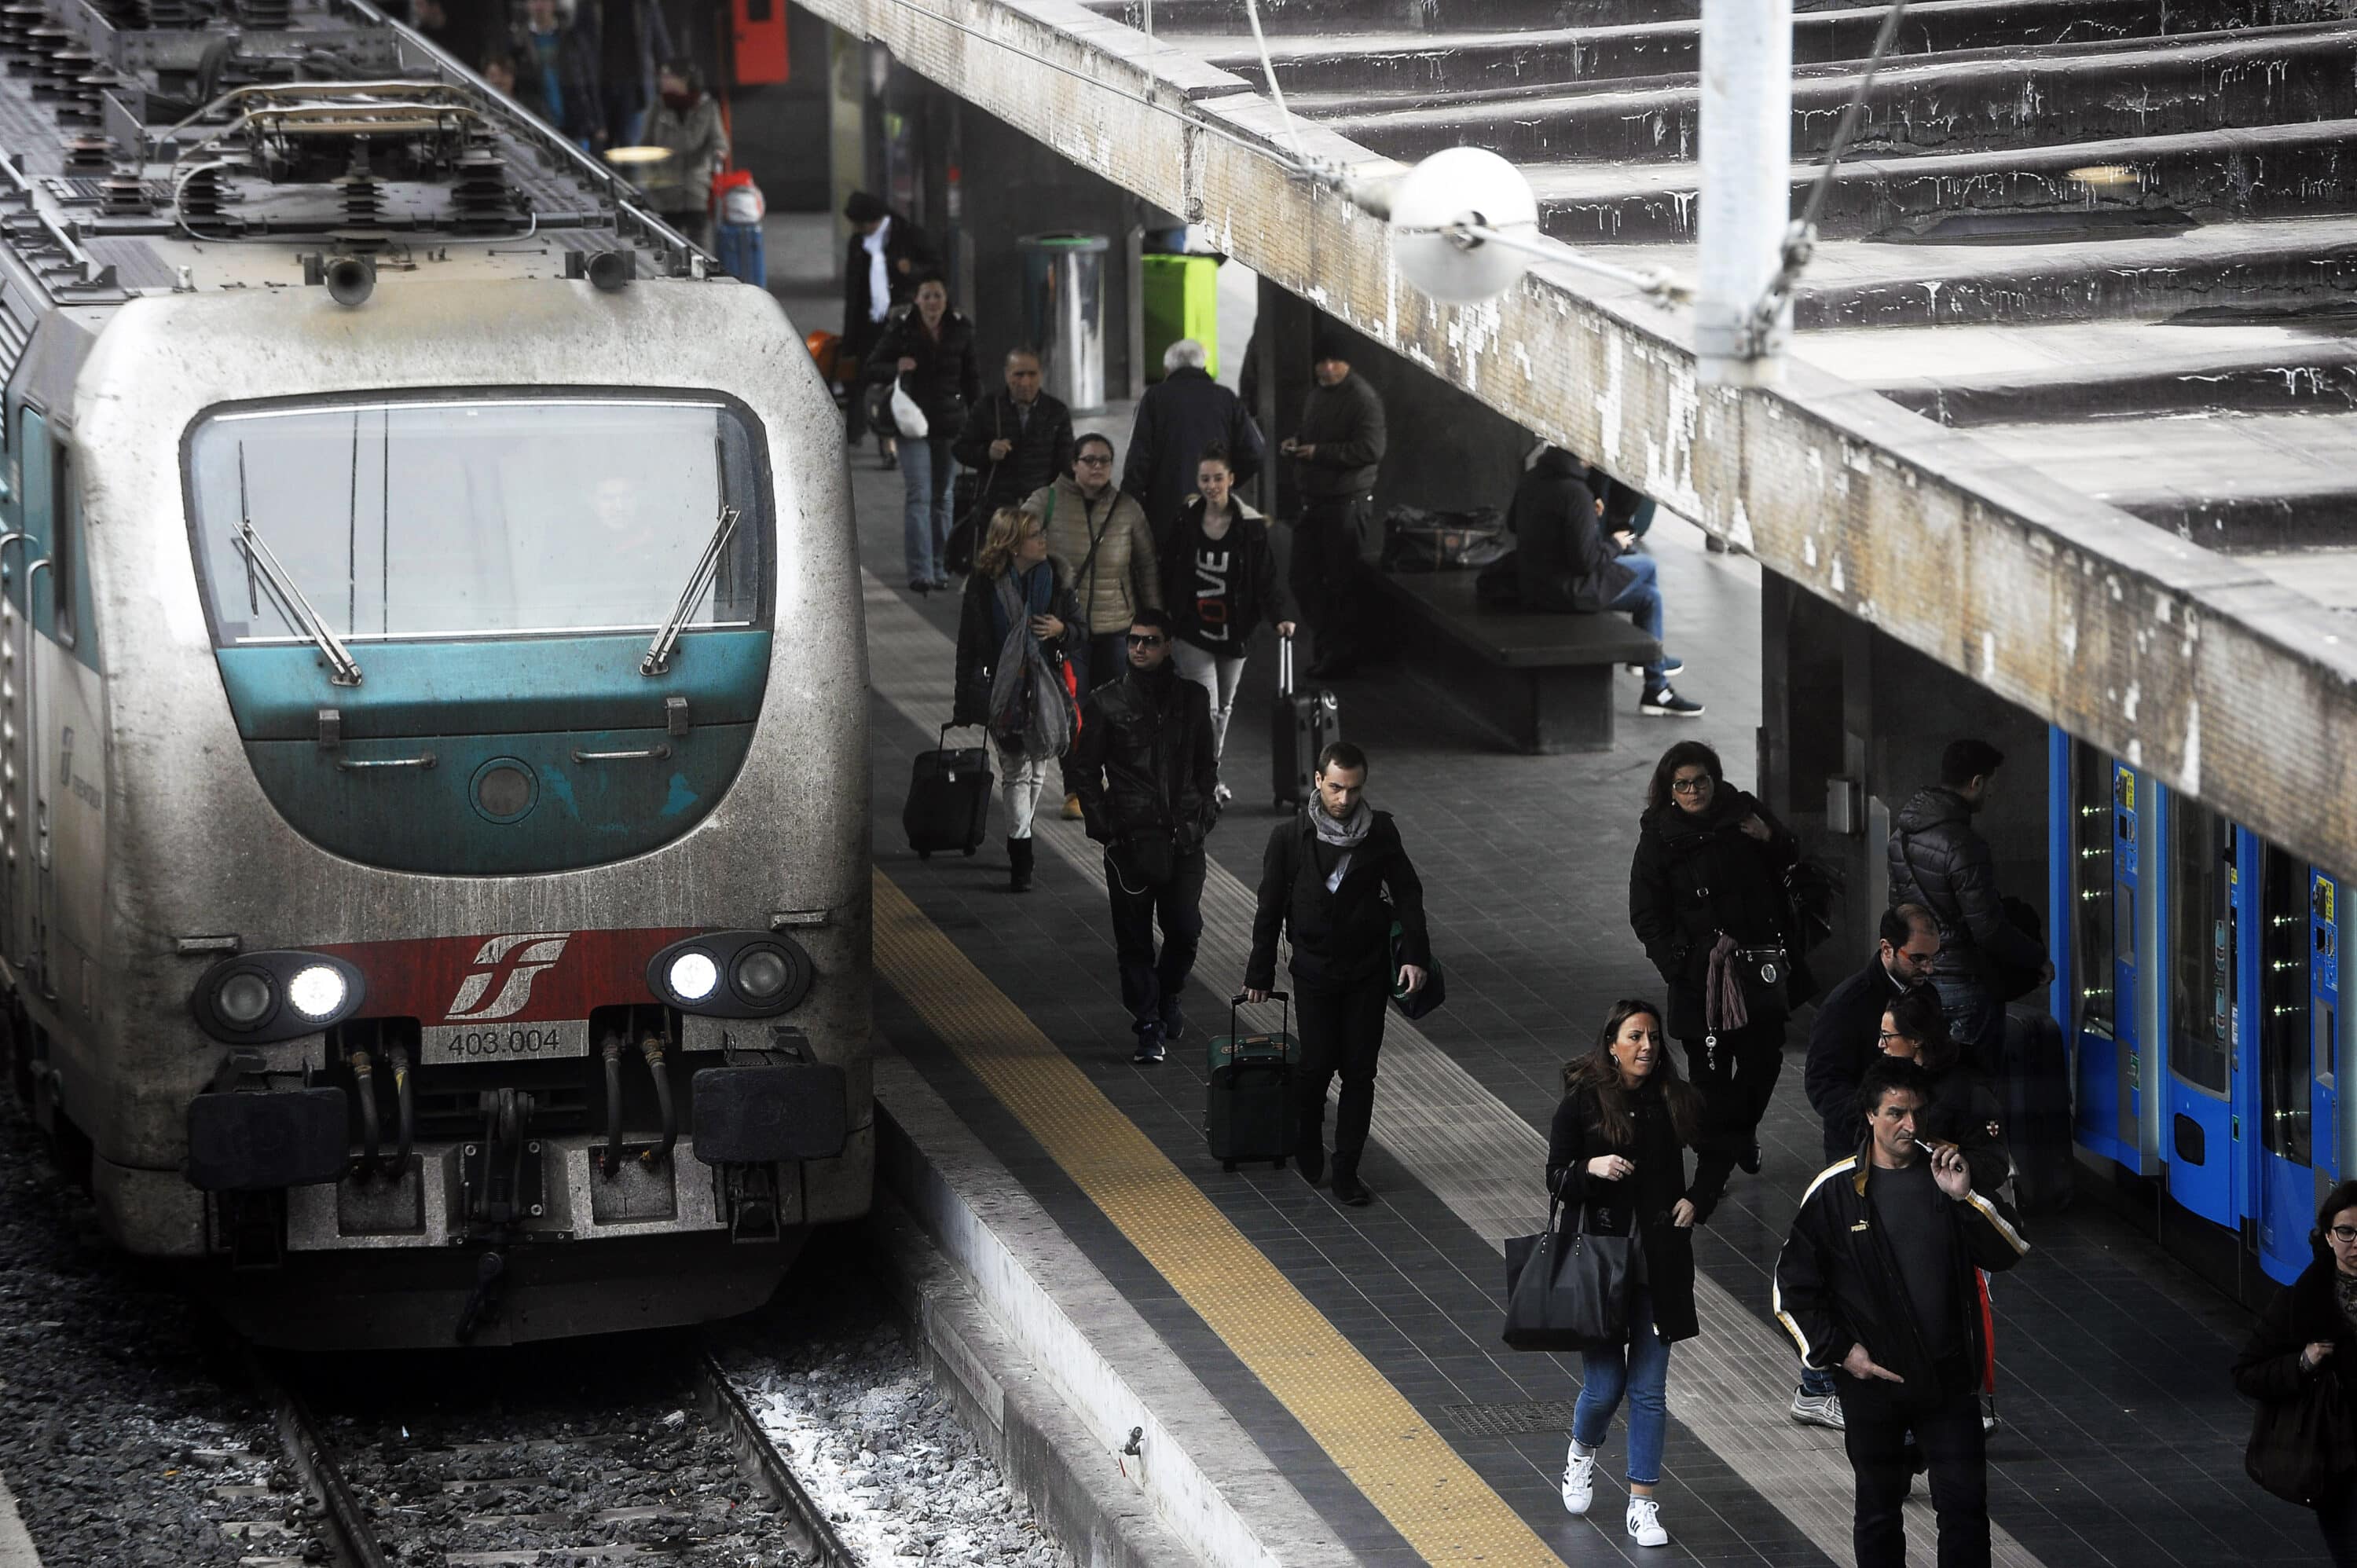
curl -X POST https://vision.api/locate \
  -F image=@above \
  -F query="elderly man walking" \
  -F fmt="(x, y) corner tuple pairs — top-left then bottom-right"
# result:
(1123, 339), (1263, 548)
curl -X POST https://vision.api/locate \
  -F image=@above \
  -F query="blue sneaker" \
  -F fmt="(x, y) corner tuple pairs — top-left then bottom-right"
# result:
(1159, 998), (1186, 1042)
(1131, 1033), (1167, 1065)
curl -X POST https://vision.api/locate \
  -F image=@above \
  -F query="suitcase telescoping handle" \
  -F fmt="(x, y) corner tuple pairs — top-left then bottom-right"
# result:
(1229, 990), (1290, 1042)
(1277, 632), (1295, 698)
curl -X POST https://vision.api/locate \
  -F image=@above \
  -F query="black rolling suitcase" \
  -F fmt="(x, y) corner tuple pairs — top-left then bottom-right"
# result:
(904, 724), (992, 859)
(1997, 1006), (2074, 1214)
(1270, 636), (1340, 811)
(1207, 993), (1299, 1171)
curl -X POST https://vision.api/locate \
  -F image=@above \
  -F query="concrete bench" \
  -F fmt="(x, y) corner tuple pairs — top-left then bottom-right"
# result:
(1367, 570), (1660, 753)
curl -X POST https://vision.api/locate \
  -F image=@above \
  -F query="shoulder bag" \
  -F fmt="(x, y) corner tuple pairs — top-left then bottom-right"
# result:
(2247, 1365), (2357, 1506)
(1501, 1189), (1633, 1353)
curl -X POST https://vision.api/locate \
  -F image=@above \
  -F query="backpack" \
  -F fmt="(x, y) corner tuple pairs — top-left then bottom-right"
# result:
(711, 168), (765, 225)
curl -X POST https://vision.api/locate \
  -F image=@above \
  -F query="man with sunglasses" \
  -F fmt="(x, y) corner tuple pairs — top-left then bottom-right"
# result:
(1070, 609), (1220, 1064)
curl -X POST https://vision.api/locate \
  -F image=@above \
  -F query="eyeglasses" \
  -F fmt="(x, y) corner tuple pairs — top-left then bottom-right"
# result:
(1126, 633), (1165, 648)
(1075, 454), (1114, 467)
(1669, 776), (1713, 794)
(2332, 1225), (2357, 1244)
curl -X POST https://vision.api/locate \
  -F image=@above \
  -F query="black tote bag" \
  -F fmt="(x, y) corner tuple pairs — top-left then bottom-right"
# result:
(1501, 1196), (1633, 1354)
(2248, 1371), (2357, 1507)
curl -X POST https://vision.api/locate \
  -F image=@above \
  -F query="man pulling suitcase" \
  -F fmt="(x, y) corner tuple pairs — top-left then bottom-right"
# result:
(1243, 742), (1429, 1206)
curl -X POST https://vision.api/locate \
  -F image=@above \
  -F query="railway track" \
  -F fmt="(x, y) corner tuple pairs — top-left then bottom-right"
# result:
(237, 1343), (856, 1568)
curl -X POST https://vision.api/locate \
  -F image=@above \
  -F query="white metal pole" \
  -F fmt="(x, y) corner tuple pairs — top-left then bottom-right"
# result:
(1695, 0), (1793, 387)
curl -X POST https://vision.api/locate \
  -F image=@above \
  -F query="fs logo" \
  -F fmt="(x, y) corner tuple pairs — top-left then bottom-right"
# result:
(445, 932), (572, 1021)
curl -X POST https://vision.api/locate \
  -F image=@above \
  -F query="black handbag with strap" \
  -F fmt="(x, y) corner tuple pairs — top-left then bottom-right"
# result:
(1501, 1192), (1633, 1353)
(2247, 1368), (2357, 1506)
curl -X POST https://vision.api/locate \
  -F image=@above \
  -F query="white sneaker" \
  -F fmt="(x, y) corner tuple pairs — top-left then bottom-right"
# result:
(1626, 1496), (1668, 1547)
(1560, 1445), (1596, 1515)
(1789, 1388), (1845, 1430)
(1213, 782), (1233, 804)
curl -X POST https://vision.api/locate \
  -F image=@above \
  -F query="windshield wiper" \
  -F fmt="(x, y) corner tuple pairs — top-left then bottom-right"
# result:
(642, 501), (742, 676)
(234, 443), (364, 687)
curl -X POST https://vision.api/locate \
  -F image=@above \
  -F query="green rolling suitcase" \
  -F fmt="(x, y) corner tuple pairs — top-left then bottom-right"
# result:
(1207, 993), (1299, 1171)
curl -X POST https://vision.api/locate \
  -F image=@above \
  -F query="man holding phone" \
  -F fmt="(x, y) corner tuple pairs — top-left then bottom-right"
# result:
(1772, 1058), (2030, 1568)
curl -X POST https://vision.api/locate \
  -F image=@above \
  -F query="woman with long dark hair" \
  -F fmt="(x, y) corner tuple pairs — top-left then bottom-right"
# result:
(2236, 1179), (2357, 1563)
(1627, 739), (1809, 1214)
(868, 272), (981, 592)
(1545, 998), (1708, 1549)
(1877, 984), (2011, 1194)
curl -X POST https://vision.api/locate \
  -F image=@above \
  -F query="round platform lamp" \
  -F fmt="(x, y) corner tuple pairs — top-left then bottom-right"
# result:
(1372, 147), (1681, 309)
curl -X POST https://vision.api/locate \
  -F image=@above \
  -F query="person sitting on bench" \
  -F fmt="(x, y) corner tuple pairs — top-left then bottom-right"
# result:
(1509, 444), (1700, 718)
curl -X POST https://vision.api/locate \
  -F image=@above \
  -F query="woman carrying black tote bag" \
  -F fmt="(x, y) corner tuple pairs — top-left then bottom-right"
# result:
(2235, 1180), (2357, 1563)
(1524, 998), (1708, 1551)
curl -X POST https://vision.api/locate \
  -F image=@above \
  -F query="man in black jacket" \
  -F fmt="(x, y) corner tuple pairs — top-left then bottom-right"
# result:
(1243, 742), (1430, 1205)
(1510, 445), (1700, 716)
(1122, 339), (1264, 548)
(1887, 738), (2052, 1067)
(842, 192), (938, 447)
(1072, 608), (1220, 1065)
(951, 348), (1075, 520)
(1790, 902), (1942, 1430)
(1775, 1059), (2029, 1568)
(1281, 336), (1385, 679)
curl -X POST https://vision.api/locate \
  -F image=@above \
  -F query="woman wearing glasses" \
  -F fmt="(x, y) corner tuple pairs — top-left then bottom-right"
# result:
(1024, 431), (1161, 821)
(1626, 740), (1811, 1217)
(2236, 1181), (2357, 1564)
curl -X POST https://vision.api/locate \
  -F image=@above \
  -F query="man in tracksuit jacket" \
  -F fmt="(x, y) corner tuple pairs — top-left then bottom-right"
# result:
(1773, 1057), (2029, 1568)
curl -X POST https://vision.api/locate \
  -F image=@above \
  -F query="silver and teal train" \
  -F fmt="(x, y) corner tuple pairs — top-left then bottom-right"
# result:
(0, 0), (868, 1344)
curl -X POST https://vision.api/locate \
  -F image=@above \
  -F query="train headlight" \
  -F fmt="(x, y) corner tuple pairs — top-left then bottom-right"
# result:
(286, 964), (350, 1022)
(216, 971), (277, 1029)
(191, 951), (365, 1042)
(647, 932), (812, 1017)
(732, 946), (790, 1003)
(666, 951), (720, 1003)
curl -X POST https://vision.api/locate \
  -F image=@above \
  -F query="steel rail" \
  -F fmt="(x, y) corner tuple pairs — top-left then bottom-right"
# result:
(695, 1344), (859, 1568)
(247, 1350), (389, 1568)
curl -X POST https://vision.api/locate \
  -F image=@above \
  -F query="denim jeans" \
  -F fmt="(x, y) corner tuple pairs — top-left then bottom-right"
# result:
(993, 737), (1049, 838)
(1932, 974), (2003, 1072)
(1169, 639), (1247, 760)
(1574, 1284), (1670, 1486)
(713, 221), (766, 286)
(1105, 845), (1206, 1039)
(900, 436), (955, 581)
(1801, 1363), (1837, 1398)
(1606, 552), (1668, 687)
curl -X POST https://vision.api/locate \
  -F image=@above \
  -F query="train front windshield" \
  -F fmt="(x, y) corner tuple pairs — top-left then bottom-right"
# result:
(185, 395), (768, 644)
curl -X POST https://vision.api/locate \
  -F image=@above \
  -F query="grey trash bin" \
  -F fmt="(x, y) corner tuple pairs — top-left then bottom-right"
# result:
(1018, 233), (1109, 416)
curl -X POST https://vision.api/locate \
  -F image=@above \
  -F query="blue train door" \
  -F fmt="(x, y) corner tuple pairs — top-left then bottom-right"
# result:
(2056, 734), (2145, 1170)
(2161, 793), (2238, 1233)
(2253, 847), (2325, 1285)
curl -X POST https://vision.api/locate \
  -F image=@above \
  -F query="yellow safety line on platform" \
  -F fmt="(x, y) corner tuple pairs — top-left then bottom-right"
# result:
(873, 869), (1566, 1567)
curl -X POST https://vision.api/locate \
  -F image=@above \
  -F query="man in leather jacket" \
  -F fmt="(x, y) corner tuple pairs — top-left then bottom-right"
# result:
(1071, 607), (1219, 1064)
(1774, 1059), (2029, 1568)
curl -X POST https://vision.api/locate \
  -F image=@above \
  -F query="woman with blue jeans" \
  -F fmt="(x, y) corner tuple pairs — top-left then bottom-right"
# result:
(867, 274), (981, 592)
(1545, 998), (1710, 1548)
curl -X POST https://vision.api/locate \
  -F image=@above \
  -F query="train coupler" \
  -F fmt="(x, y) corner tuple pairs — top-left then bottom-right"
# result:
(460, 1087), (543, 1227)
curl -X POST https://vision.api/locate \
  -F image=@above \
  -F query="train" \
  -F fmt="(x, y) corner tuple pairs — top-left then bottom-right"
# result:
(2051, 729), (2341, 1307)
(0, 0), (870, 1346)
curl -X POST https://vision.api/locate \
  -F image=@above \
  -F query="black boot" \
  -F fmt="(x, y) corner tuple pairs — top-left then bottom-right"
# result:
(1330, 1151), (1372, 1207)
(1008, 836), (1034, 892)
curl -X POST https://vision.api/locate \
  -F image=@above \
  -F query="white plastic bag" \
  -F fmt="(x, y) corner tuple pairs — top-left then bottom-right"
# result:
(890, 381), (929, 439)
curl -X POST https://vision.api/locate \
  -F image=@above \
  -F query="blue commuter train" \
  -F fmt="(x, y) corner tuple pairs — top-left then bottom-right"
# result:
(2051, 730), (2337, 1305)
(0, 0), (870, 1345)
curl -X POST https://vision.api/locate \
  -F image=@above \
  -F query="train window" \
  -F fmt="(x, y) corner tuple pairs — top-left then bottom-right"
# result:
(2168, 804), (2233, 1097)
(2259, 846), (2311, 1164)
(183, 394), (770, 644)
(49, 438), (72, 647)
(2073, 745), (2116, 1035)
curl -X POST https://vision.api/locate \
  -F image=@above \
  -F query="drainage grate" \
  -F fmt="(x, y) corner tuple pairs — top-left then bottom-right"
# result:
(1442, 1400), (1580, 1437)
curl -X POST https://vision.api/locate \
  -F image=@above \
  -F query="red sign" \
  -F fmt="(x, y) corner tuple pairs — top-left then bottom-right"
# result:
(315, 928), (705, 1026)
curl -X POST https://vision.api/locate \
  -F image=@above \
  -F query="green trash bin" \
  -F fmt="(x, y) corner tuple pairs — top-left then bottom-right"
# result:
(1141, 253), (1220, 383)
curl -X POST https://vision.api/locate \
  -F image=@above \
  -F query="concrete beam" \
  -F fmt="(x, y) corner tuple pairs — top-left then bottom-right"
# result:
(797, 0), (2357, 877)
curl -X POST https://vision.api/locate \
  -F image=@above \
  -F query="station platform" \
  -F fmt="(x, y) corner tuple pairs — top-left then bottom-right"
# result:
(768, 239), (2302, 1568)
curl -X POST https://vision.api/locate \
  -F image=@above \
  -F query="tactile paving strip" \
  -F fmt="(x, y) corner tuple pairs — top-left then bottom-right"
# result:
(873, 868), (1571, 1567)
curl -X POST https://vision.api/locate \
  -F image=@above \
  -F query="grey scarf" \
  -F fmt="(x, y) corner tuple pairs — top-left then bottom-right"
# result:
(1311, 799), (1372, 891)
